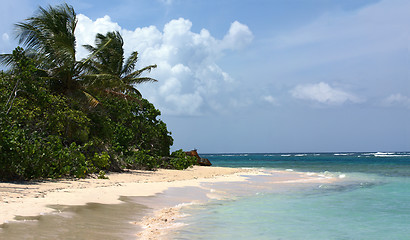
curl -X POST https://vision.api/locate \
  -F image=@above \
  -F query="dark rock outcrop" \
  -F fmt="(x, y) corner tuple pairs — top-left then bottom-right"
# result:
(185, 149), (212, 166)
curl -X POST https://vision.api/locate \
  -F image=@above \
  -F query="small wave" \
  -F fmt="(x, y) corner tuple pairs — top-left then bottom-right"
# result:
(372, 152), (410, 157)
(375, 152), (395, 156)
(360, 152), (410, 157)
(376, 154), (410, 157)
(281, 154), (291, 157)
(294, 154), (307, 157)
(174, 202), (196, 208)
(285, 169), (294, 172)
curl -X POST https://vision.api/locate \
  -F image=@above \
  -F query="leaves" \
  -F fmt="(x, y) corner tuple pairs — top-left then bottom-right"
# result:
(84, 31), (158, 99)
(0, 4), (181, 181)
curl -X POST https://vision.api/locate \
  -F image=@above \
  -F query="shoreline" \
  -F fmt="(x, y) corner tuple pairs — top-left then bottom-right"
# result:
(134, 168), (341, 239)
(0, 166), (258, 226)
(0, 166), (341, 239)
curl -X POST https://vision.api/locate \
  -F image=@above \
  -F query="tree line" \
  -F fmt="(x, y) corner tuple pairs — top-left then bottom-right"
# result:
(0, 4), (196, 180)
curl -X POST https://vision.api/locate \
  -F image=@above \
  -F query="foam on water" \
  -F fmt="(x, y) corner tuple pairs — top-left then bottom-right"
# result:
(172, 153), (410, 240)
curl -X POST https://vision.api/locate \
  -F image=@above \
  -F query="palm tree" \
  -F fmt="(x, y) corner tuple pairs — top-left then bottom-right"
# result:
(14, 3), (79, 94)
(0, 4), (105, 107)
(83, 31), (157, 98)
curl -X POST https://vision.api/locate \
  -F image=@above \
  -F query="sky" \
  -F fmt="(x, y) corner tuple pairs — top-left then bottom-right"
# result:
(1, 0), (409, 153)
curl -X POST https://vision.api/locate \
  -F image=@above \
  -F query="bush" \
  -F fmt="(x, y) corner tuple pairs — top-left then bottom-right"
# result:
(124, 150), (158, 170)
(169, 149), (197, 170)
(0, 46), (175, 180)
(0, 126), (90, 180)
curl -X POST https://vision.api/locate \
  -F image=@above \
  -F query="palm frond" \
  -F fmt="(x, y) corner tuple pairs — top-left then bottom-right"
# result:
(127, 76), (158, 85)
(122, 51), (139, 75)
(81, 90), (100, 108)
(83, 44), (97, 53)
(0, 53), (15, 67)
(79, 37), (112, 70)
(124, 64), (158, 84)
(104, 89), (142, 102)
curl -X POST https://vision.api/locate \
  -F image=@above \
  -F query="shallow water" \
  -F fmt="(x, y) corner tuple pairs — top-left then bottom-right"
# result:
(171, 153), (410, 240)
(0, 185), (211, 240)
(1, 152), (409, 240)
(0, 198), (148, 240)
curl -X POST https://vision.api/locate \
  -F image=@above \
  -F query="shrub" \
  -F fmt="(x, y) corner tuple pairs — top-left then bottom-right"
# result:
(169, 149), (197, 170)
(124, 150), (159, 171)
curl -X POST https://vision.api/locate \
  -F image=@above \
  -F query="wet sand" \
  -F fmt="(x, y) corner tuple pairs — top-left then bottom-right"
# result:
(0, 166), (254, 225)
(0, 167), (340, 239)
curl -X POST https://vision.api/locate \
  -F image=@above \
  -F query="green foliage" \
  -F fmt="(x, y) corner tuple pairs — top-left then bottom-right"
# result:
(169, 149), (197, 170)
(91, 152), (110, 169)
(0, 52), (175, 180)
(97, 170), (108, 179)
(83, 31), (158, 97)
(0, 3), (181, 181)
(124, 150), (159, 171)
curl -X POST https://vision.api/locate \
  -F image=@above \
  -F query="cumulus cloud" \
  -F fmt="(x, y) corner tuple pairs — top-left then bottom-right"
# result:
(290, 82), (362, 105)
(76, 14), (122, 58)
(221, 21), (254, 50)
(383, 93), (410, 108)
(75, 15), (253, 115)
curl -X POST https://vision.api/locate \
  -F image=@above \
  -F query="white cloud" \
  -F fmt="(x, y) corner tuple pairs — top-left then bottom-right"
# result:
(76, 14), (122, 58)
(263, 95), (279, 106)
(383, 94), (410, 108)
(291, 82), (362, 105)
(75, 15), (253, 115)
(221, 21), (254, 50)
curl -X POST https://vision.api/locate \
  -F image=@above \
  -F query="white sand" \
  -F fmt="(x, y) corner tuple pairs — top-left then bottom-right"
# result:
(0, 166), (258, 225)
(0, 166), (340, 239)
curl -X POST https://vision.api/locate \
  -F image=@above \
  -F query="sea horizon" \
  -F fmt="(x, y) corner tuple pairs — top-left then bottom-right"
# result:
(1, 152), (409, 239)
(173, 152), (410, 239)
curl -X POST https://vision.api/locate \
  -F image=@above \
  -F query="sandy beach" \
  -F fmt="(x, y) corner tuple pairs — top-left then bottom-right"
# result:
(0, 166), (256, 224)
(0, 166), (339, 239)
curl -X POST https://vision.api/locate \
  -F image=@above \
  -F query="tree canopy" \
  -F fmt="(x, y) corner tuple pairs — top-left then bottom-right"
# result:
(0, 4), (196, 181)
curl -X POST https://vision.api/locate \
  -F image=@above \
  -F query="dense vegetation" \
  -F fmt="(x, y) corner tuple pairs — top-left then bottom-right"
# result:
(0, 4), (196, 181)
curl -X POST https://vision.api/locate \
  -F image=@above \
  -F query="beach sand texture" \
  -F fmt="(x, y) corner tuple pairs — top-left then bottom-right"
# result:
(0, 166), (338, 239)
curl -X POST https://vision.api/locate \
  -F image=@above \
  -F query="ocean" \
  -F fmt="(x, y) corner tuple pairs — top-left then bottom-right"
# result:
(1, 152), (409, 239)
(171, 152), (410, 240)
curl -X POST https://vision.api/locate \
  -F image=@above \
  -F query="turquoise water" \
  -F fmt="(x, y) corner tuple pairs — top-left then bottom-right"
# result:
(173, 152), (410, 240)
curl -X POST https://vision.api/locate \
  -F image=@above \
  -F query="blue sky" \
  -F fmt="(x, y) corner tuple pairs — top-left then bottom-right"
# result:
(1, 0), (409, 153)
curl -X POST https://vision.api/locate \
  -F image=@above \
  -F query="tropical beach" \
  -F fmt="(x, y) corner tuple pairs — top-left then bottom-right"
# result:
(0, 166), (249, 224)
(3, 152), (409, 239)
(1, 1), (410, 239)
(0, 163), (347, 239)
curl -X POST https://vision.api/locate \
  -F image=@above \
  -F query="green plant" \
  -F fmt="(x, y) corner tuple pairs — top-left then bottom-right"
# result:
(124, 150), (158, 170)
(98, 170), (108, 179)
(169, 149), (197, 170)
(0, 4), (176, 181)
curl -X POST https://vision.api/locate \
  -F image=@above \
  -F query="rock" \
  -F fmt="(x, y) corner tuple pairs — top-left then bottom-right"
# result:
(198, 157), (212, 166)
(185, 149), (212, 166)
